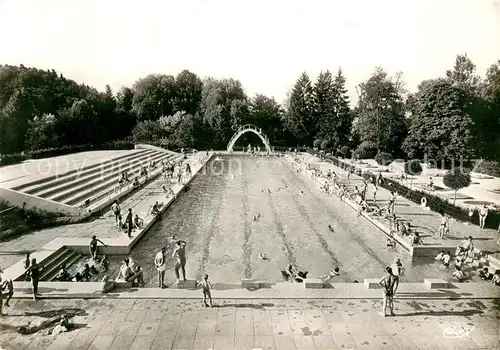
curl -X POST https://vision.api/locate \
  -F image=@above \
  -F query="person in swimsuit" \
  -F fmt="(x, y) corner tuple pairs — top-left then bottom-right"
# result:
(479, 204), (488, 229)
(197, 274), (213, 307)
(172, 240), (187, 285)
(25, 258), (43, 300)
(379, 267), (397, 316)
(89, 236), (107, 260)
(155, 247), (168, 288)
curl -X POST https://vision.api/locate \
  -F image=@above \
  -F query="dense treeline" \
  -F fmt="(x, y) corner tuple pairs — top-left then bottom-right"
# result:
(0, 54), (499, 167)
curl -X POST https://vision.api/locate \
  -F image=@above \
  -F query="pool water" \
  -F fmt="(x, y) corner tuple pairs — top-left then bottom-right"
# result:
(111, 156), (477, 285)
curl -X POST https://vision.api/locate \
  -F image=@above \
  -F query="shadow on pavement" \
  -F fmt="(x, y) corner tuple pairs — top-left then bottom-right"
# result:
(24, 308), (88, 318)
(397, 289), (472, 298)
(395, 309), (483, 317)
(217, 303), (275, 309)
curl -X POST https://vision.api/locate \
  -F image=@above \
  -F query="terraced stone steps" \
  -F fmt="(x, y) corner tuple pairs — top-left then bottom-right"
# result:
(16, 150), (155, 195)
(27, 150), (156, 197)
(38, 248), (82, 281)
(43, 251), (84, 281)
(49, 151), (170, 205)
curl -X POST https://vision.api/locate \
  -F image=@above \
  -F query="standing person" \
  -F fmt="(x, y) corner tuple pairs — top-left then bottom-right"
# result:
(361, 180), (368, 200)
(387, 191), (396, 214)
(89, 236), (107, 260)
(125, 208), (133, 238)
(497, 222), (500, 244)
(185, 163), (192, 178)
(197, 274), (213, 307)
(479, 204), (488, 229)
(379, 267), (397, 316)
(24, 252), (31, 281)
(172, 239), (187, 285)
(373, 184), (378, 204)
(155, 247), (168, 288)
(25, 258), (43, 300)
(438, 211), (448, 239)
(111, 200), (121, 225)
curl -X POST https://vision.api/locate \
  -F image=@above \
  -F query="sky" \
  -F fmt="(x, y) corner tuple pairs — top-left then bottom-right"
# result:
(0, 0), (499, 105)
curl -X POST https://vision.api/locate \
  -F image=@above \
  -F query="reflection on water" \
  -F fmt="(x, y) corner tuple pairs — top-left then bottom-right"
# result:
(115, 156), (481, 285)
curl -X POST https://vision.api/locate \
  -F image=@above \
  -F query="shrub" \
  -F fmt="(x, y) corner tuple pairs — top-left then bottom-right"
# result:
(443, 170), (472, 205)
(320, 139), (331, 151)
(353, 141), (377, 159)
(340, 146), (350, 158)
(404, 159), (423, 176)
(375, 152), (393, 166)
(474, 160), (500, 178)
(313, 139), (322, 149)
(0, 153), (27, 166)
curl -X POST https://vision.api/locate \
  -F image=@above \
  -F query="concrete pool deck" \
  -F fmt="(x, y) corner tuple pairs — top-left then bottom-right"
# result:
(0, 298), (498, 350)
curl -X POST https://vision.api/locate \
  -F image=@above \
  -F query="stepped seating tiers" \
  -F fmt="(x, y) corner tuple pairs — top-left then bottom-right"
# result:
(32, 150), (156, 198)
(59, 152), (170, 206)
(13, 150), (154, 193)
(11, 149), (175, 209)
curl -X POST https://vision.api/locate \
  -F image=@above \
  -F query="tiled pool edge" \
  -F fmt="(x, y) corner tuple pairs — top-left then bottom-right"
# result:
(10, 280), (500, 299)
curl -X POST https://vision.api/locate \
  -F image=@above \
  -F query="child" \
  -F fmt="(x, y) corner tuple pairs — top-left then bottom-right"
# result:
(435, 250), (445, 262)
(197, 274), (213, 307)
(100, 255), (110, 271)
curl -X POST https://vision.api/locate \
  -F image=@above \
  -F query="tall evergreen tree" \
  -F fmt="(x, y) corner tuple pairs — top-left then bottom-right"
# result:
(285, 72), (314, 144)
(313, 70), (336, 145)
(333, 69), (352, 148)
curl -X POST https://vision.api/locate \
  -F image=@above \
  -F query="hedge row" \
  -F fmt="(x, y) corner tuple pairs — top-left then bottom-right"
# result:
(310, 150), (500, 230)
(0, 140), (135, 166)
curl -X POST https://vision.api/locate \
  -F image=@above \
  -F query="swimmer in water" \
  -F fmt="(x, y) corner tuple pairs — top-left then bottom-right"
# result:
(259, 252), (270, 261)
(328, 225), (334, 232)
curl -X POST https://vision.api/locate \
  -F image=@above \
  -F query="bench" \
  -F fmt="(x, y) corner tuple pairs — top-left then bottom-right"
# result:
(172, 279), (197, 289)
(241, 279), (260, 289)
(304, 279), (324, 289)
(364, 279), (382, 289)
(424, 279), (450, 289)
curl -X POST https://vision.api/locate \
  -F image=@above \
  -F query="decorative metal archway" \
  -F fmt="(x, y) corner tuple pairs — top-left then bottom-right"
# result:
(226, 124), (272, 153)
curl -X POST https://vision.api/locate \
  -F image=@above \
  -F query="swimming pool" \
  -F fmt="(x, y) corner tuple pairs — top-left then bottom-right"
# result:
(118, 156), (466, 284)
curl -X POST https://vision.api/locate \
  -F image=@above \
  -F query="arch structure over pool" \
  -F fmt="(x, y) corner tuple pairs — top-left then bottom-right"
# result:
(227, 124), (272, 153)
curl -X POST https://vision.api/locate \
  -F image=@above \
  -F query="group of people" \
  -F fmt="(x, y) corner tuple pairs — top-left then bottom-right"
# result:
(433, 236), (500, 285)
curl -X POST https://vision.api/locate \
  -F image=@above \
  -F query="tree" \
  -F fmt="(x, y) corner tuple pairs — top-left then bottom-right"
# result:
(131, 74), (176, 120)
(333, 69), (352, 147)
(404, 159), (422, 190)
(313, 71), (337, 145)
(199, 78), (248, 148)
(355, 68), (407, 155)
(285, 72), (314, 144)
(340, 145), (350, 158)
(174, 70), (202, 115)
(446, 54), (481, 95)
(402, 79), (475, 162)
(478, 60), (500, 161)
(443, 170), (471, 205)
(24, 114), (60, 150)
